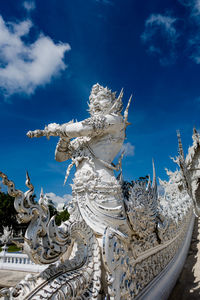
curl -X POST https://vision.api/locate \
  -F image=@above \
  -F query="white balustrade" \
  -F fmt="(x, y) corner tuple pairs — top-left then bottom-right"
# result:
(0, 250), (47, 273)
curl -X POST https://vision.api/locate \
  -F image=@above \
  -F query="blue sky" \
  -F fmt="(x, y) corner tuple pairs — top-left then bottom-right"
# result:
(0, 0), (200, 201)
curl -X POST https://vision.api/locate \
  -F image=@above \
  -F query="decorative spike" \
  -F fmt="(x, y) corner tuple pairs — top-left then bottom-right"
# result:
(124, 95), (132, 128)
(117, 88), (124, 101)
(152, 159), (157, 193)
(117, 171), (123, 185)
(64, 161), (76, 185)
(26, 171), (31, 187)
(146, 175), (151, 191)
(193, 127), (197, 135)
(177, 130), (184, 159)
(108, 88), (124, 114)
(25, 171), (34, 191)
(40, 187), (44, 198)
(26, 171), (30, 182)
(192, 126), (199, 144)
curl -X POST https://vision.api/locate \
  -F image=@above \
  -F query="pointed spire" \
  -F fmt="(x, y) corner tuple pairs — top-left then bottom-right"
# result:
(146, 175), (151, 191)
(177, 130), (184, 160)
(116, 88), (124, 110)
(25, 171), (34, 190)
(25, 171), (30, 188)
(117, 88), (124, 102)
(152, 159), (157, 193)
(192, 126), (199, 144)
(40, 187), (44, 198)
(26, 171), (30, 182)
(193, 126), (197, 135)
(108, 88), (124, 114)
(117, 171), (123, 185)
(124, 94), (132, 128)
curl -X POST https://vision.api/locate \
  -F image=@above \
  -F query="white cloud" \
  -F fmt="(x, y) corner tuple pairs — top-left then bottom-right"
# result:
(189, 37), (200, 63)
(121, 142), (135, 157)
(141, 14), (179, 66)
(142, 1), (200, 66)
(178, 0), (200, 63)
(45, 192), (72, 211)
(193, 0), (200, 15)
(0, 15), (70, 97)
(183, 0), (200, 63)
(178, 0), (200, 17)
(143, 14), (177, 39)
(23, 1), (36, 12)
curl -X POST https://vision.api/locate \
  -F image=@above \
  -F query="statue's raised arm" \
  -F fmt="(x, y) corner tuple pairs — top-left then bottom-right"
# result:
(27, 83), (131, 164)
(26, 83), (132, 235)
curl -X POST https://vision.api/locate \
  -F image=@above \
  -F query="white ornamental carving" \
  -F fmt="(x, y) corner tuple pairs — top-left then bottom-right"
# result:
(0, 83), (198, 299)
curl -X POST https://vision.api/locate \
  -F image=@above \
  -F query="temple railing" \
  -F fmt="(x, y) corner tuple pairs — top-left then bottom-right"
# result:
(135, 212), (195, 300)
(0, 250), (47, 273)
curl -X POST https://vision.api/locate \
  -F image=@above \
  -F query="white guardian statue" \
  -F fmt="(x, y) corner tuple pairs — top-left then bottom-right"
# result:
(0, 84), (199, 299)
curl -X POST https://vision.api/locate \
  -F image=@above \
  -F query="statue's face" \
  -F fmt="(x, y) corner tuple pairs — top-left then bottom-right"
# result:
(89, 91), (113, 115)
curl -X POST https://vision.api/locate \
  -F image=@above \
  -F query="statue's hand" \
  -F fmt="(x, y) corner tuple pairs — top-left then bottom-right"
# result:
(27, 129), (45, 138)
(27, 123), (61, 139)
(27, 122), (72, 139)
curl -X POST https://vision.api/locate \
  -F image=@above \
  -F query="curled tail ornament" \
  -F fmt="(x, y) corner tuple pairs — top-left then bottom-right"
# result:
(0, 172), (101, 299)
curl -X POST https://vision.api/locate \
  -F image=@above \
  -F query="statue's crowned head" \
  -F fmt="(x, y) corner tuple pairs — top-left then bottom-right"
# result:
(88, 83), (123, 115)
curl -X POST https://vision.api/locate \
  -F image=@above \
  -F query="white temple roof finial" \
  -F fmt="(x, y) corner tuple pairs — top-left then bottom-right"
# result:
(40, 187), (44, 198)
(177, 130), (184, 160)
